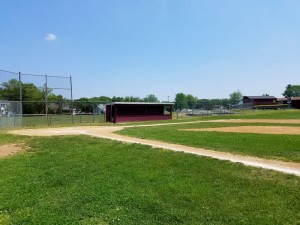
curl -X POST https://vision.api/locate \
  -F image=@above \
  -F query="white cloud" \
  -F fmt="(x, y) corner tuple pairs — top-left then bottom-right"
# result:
(44, 33), (57, 41)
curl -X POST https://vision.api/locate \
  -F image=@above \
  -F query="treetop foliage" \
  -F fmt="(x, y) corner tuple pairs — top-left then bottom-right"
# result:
(2, 78), (298, 113)
(282, 84), (300, 97)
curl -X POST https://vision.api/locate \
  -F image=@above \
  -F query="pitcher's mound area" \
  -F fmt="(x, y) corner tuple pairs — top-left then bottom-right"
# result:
(181, 126), (300, 135)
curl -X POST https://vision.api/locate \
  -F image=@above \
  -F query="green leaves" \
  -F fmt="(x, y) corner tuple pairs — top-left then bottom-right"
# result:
(283, 84), (300, 97)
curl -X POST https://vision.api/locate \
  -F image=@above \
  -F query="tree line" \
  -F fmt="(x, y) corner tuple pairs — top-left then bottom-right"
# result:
(0, 79), (65, 114)
(0, 79), (160, 114)
(1, 79), (299, 113)
(174, 91), (243, 110)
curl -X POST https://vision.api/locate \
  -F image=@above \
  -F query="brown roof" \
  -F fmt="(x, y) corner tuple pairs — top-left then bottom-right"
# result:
(277, 97), (300, 101)
(243, 96), (276, 100)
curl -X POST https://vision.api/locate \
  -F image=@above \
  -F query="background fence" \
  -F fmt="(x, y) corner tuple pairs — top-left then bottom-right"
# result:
(21, 100), (108, 127)
(173, 101), (255, 118)
(0, 100), (22, 129)
(1, 69), (289, 129)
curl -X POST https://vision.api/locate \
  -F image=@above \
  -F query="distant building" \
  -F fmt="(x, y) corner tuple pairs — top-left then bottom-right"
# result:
(105, 102), (173, 123)
(94, 104), (105, 114)
(243, 96), (277, 106)
(277, 97), (300, 109)
(0, 100), (9, 115)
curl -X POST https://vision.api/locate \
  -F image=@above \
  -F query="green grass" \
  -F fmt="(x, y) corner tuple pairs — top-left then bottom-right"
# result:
(225, 109), (300, 119)
(22, 114), (106, 127)
(190, 109), (300, 120)
(119, 122), (300, 162)
(0, 131), (28, 144)
(0, 134), (299, 224)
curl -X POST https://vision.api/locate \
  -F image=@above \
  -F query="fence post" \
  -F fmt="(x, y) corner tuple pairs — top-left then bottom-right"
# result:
(176, 101), (179, 119)
(93, 109), (95, 123)
(45, 75), (50, 126)
(70, 76), (74, 124)
(19, 72), (23, 128)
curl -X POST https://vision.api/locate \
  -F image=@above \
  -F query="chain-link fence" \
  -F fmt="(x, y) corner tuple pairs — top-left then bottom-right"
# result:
(0, 69), (76, 128)
(0, 100), (22, 129)
(21, 101), (108, 127)
(173, 100), (254, 118)
(2, 69), (279, 128)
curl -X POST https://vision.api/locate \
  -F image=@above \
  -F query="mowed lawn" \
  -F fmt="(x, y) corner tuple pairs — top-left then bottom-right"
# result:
(119, 122), (300, 162)
(22, 114), (105, 127)
(0, 134), (300, 224)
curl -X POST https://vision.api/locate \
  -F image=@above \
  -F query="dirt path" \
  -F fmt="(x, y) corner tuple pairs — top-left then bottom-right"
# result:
(9, 123), (300, 176)
(211, 119), (300, 124)
(181, 126), (300, 135)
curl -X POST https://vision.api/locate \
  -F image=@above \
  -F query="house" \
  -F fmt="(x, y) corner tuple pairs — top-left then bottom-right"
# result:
(105, 102), (173, 123)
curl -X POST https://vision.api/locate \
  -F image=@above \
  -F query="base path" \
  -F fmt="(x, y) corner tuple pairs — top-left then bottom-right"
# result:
(9, 124), (300, 177)
(181, 126), (300, 135)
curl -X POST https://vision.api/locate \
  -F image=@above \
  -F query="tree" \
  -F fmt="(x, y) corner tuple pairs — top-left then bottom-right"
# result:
(123, 96), (142, 102)
(175, 93), (187, 110)
(0, 79), (21, 100)
(0, 79), (48, 114)
(90, 96), (111, 103)
(48, 94), (65, 114)
(22, 83), (45, 114)
(283, 84), (300, 97)
(229, 91), (243, 105)
(196, 99), (211, 109)
(186, 94), (197, 109)
(143, 94), (159, 102)
(74, 97), (93, 113)
(111, 96), (124, 102)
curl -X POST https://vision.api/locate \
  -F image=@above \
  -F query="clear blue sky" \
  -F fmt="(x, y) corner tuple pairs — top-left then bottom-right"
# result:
(1, 0), (300, 101)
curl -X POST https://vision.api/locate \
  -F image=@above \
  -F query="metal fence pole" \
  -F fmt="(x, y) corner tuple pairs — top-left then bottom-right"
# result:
(70, 76), (74, 124)
(19, 72), (23, 128)
(93, 109), (95, 123)
(176, 101), (179, 119)
(45, 74), (49, 126)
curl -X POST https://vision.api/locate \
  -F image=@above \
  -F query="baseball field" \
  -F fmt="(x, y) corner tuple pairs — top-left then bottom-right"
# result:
(0, 110), (299, 224)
